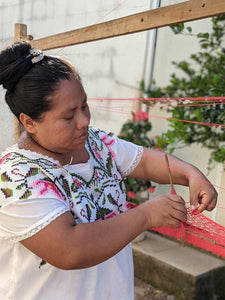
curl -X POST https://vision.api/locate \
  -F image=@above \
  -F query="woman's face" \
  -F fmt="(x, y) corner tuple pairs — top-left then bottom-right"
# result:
(32, 75), (90, 154)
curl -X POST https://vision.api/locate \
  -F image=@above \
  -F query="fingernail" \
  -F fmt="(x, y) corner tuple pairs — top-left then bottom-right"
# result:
(190, 205), (197, 212)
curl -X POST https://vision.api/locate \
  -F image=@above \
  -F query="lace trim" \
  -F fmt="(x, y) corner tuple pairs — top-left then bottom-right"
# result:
(122, 146), (144, 177)
(7, 207), (69, 243)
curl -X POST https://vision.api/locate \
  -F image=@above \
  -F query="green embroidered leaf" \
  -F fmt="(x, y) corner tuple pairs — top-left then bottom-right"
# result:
(71, 183), (78, 192)
(86, 204), (92, 221)
(62, 178), (71, 198)
(20, 190), (32, 200)
(96, 207), (112, 220)
(102, 195), (106, 205)
(1, 172), (12, 182)
(17, 183), (25, 190)
(1, 188), (13, 198)
(106, 154), (113, 174)
(107, 193), (116, 205)
(27, 168), (38, 177)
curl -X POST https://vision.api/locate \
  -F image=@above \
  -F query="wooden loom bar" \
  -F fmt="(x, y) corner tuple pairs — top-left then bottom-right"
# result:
(26, 0), (225, 51)
(14, 24), (28, 141)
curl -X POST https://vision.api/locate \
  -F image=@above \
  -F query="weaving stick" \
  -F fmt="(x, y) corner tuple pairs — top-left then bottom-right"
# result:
(165, 154), (185, 246)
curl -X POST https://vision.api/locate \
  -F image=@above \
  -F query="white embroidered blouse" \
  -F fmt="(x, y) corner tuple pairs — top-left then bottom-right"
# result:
(0, 127), (143, 300)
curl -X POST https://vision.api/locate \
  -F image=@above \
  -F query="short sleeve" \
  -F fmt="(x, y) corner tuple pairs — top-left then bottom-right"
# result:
(0, 198), (70, 243)
(99, 130), (144, 177)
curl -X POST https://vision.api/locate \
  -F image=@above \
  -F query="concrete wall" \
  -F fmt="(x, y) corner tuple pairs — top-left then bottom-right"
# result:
(0, 0), (223, 223)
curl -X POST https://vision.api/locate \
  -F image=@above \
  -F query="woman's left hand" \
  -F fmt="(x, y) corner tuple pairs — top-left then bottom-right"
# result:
(188, 173), (217, 212)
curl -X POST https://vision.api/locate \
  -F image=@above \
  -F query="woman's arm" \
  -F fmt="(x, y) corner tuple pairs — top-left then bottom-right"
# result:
(128, 147), (217, 212)
(21, 194), (186, 270)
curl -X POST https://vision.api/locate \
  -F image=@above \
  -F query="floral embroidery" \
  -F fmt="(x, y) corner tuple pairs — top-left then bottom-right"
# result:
(92, 147), (101, 160)
(0, 153), (11, 165)
(101, 134), (116, 161)
(104, 210), (117, 219)
(74, 178), (82, 189)
(29, 179), (66, 202)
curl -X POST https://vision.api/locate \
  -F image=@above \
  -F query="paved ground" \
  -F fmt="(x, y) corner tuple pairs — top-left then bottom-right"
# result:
(134, 277), (175, 300)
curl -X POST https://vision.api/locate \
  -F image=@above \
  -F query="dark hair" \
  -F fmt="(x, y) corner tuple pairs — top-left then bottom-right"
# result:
(0, 42), (79, 120)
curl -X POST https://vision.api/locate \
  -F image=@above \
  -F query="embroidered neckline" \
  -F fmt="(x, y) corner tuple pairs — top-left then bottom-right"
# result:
(2, 143), (90, 168)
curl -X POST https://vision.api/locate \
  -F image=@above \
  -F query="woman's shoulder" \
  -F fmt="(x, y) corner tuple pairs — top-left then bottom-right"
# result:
(0, 144), (63, 184)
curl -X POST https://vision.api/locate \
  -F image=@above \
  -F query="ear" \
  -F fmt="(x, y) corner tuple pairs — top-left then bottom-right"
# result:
(19, 113), (37, 134)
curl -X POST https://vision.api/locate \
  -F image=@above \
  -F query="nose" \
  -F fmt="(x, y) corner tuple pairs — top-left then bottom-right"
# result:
(75, 108), (90, 130)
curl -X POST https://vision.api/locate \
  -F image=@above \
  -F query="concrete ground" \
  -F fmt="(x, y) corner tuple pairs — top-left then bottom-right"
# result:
(132, 231), (225, 300)
(134, 277), (175, 300)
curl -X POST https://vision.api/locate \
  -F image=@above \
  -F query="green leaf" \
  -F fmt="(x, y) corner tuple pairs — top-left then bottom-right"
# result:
(1, 172), (12, 182)
(186, 26), (192, 33)
(1, 188), (13, 198)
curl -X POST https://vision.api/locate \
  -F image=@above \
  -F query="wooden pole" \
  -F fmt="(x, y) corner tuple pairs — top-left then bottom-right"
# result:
(165, 154), (185, 246)
(14, 24), (30, 141)
(27, 0), (225, 51)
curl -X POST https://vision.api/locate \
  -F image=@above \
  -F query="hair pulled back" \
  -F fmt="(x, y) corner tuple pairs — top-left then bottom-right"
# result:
(0, 42), (78, 120)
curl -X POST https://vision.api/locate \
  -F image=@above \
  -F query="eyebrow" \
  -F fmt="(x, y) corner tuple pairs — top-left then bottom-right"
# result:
(62, 94), (87, 114)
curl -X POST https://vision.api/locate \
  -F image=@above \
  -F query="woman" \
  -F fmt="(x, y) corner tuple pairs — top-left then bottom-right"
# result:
(0, 42), (217, 300)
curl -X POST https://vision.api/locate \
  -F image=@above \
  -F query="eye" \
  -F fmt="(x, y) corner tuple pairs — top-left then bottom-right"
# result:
(82, 103), (88, 110)
(64, 115), (73, 121)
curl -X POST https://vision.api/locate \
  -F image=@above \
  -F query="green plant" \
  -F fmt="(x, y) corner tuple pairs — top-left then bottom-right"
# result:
(118, 110), (156, 204)
(142, 15), (225, 168)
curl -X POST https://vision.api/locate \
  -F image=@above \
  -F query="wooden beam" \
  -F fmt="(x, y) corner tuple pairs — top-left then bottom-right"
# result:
(14, 24), (30, 141)
(26, 0), (225, 51)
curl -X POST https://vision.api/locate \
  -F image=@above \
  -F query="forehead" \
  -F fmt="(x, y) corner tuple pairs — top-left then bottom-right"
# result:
(50, 76), (86, 111)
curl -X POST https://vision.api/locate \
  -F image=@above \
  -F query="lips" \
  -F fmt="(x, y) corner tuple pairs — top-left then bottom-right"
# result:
(77, 131), (88, 140)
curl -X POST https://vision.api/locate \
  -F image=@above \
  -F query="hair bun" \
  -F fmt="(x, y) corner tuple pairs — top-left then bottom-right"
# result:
(0, 42), (32, 92)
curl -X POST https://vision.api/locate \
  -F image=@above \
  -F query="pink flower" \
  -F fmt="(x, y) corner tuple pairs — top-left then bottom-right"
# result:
(132, 110), (148, 121)
(127, 191), (136, 199)
(30, 180), (65, 201)
(92, 147), (101, 159)
(154, 147), (162, 151)
(0, 154), (11, 165)
(74, 178), (82, 188)
(148, 186), (155, 193)
(104, 210), (117, 219)
(101, 134), (116, 161)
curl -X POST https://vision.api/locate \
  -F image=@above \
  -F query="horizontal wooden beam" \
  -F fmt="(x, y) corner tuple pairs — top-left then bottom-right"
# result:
(25, 0), (225, 51)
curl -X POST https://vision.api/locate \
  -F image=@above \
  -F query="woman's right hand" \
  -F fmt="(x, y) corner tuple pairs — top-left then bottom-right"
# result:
(140, 194), (187, 229)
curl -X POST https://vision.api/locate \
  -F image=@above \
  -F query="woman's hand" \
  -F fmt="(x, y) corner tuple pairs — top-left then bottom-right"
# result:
(188, 172), (217, 212)
(140, 194), (187, 228)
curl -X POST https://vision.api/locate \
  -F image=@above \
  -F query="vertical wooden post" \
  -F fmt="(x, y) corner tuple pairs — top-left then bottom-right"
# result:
(14, 24), (27, 141)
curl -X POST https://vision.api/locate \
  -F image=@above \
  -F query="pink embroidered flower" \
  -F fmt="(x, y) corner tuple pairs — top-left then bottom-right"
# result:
(30, 180), (65, 201)
(127, 191), (136, 199)
(104, 210), (117, 219)
(148, 186), (155, 193)
(124, 201), (138, 210)
(0, 154), (11, 165)
(101, 134), (116, 161)
(95, 170), (98, 181)
(132, 110), (148, 121)
(92, 147), (101, 159)
(74, 178), (82, 188)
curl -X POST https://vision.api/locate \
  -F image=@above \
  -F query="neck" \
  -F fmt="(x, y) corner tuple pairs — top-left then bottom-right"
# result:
(17, 131), (89, 165)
